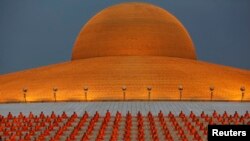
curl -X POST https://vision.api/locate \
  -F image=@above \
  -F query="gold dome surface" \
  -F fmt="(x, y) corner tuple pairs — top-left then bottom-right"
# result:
(72, 2), (196, 60)
(1, 3), (249, 103)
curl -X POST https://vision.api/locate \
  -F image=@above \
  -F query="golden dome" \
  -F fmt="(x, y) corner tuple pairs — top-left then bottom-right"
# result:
(72, 2), (196, 60)
(2, 2), (249, 103)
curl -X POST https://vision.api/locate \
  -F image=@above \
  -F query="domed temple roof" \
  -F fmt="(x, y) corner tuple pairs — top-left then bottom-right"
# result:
(72, 2), (196, 60)
(0, 2), (249, 102)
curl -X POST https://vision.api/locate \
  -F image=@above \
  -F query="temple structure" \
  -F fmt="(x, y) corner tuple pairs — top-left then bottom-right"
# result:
(0, 2), (249, 102)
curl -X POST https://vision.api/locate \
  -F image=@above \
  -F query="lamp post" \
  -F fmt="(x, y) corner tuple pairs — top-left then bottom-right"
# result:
(178, 85), (183, 101)
(209, 86), (214, 101)
(122, 86), (127, 101)
(84, 86), (88, 101)
(22, 88), (27, 103)
(240, 86), (245, 102)
(147, 86), (152, 101)
(53, 87), (58, 102)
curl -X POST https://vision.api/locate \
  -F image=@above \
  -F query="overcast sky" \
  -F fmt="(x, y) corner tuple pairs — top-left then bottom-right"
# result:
(1, 0), (250, 74)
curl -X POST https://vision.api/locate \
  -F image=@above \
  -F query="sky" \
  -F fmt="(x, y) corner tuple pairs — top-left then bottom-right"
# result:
(1, 0), (250, 74)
